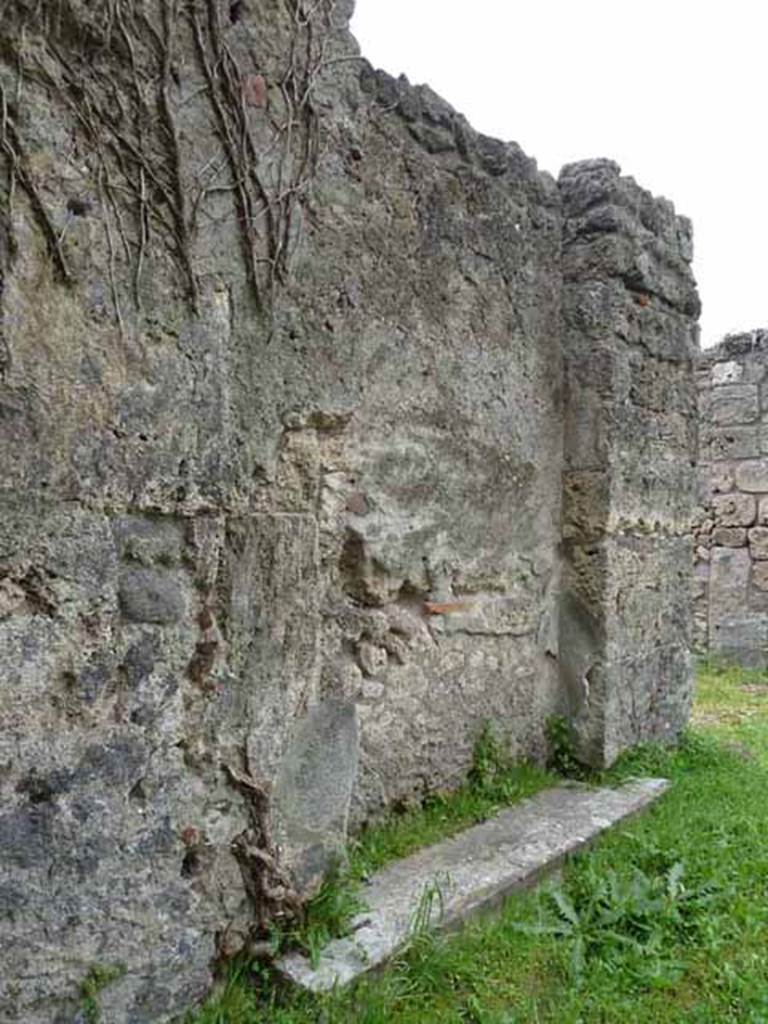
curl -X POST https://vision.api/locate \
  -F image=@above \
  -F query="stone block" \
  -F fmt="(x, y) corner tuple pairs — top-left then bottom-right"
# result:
(735, 460), (768, 492)
(708, 425), (761, 460)
(712, 527), (747, 547)
(357, 639), (388, 677)
(711, 614), (768, 669)
(709, 546), (751, 620)
(748, 586), (768, 615)
(753, 563), (768, 591)
(118, 569), (184, 624)
(759, 496), (768, 525)
(226, 514), (321, 780)
(562, 471), (610, 538)
(748, 527), (768, 560)
(712, 492), (756, 526)
(113, 516), (183, 567)
(710, 463), (735, 493)
(711, 360), (743, 385)
(271, 700), (359, 895)
(710, 384), (758, 425)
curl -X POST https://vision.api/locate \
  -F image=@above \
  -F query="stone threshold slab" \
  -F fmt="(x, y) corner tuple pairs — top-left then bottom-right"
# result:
(276, 777), (669, 993)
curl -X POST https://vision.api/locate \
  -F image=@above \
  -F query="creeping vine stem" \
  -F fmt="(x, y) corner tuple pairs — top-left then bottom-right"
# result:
(0, 0), (334, 317)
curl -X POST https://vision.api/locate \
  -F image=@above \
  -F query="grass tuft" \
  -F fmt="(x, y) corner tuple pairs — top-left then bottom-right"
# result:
(79, 963), (126, 1024)
(188, 663), (768, 1023)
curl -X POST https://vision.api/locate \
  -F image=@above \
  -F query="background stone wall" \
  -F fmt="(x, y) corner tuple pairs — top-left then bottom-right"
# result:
(696, 331), (768, 665)
(0, 2), (697, 1021)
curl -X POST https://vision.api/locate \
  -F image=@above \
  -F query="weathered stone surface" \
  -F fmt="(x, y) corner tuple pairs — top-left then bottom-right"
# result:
(702, 545), (765, 664)
(118, 568), (185, 624)
(0, 5), (697, 1021)
(748, 527), (768, 560)
(710, 384), (759, 425)
(712, 492), (756, 526)
(559, 159), (697, 766)
(712, 527), (747, 547)
(709, 547), (752, 618)
(710, 615), (768, 668)
(277, 779), (669, 992)
(707, 425), (762, 460)
(711, 463), (735, 494)
(712, 360), (743, 385)
(753, 563), (768, 592)
(735, 460), (768, 493)
(271, 700), (359, 893)
(697, 331), (768, 661)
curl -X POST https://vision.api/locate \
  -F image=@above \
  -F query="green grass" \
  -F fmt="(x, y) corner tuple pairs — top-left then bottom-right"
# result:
(188, 665), (768, 1023)
(267, 724), (555, 965)
(79, 963), (126, 1023)
(348, 724), (555, 879)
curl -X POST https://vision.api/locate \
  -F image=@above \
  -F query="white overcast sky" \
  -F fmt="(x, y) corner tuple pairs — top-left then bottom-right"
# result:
(351, 0), (767, 349)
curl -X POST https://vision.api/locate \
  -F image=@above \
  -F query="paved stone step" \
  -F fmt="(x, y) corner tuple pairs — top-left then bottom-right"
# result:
(276, 778), (669, 993)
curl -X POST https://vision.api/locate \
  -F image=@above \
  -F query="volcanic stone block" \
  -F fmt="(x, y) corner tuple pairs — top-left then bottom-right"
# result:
(710, 384), (758, 425)
(118, 569), (185, 624)
(710, 463), (735, 494)
(748, 527), (768, 560)
(753, 563), (768, 591)
(735, 460), (768, 493)
(712, 527), (747, 548)
(712, 492), (756, 526)
(709, 547), (751, 622)
(226, 514), (322, 781)
(271, 699), (359, 895)
(711, 360), (743, 385)
(708, 425), (761, 460)
(710, 614), (768, 669)
(113, 516), (184, 567)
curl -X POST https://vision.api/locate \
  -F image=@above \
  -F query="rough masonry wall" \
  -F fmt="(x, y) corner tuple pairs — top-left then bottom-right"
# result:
(0, 3), (696, 1022)
(559, 161), (699, 765)
(0, 4), (566, 1021)
(696, 331), (768, 666)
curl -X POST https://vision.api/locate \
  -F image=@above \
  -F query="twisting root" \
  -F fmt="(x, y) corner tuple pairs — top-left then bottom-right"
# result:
(223, 761), (302, 931)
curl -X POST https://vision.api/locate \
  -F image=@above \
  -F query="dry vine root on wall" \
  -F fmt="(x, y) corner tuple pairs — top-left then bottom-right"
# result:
(223, 762), (302, 940)
(0, 78), (73, 285)
(0, 0), (337, 317)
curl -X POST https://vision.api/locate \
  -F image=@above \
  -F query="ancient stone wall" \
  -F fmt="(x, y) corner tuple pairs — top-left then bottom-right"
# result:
(0, 3), (697, 1021)
(696, 331), (768, 665)
(559, 161), (700, 765)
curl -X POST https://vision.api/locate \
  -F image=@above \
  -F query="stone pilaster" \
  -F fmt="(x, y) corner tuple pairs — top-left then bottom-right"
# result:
(558, 160), (700, 765)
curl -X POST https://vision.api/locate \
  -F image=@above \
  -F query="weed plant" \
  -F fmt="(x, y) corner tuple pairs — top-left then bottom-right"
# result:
(267, 722), (554, 965)
(189, 662), (768, 1023)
